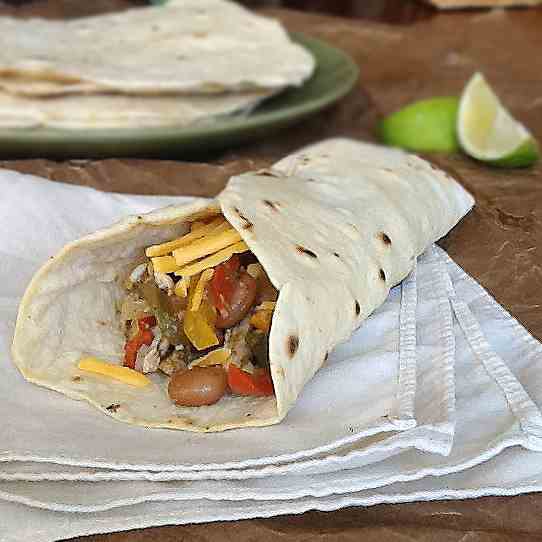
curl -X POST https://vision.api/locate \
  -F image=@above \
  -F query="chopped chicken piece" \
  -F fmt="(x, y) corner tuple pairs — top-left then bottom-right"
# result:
(135, 334), (161, 374)
(129, 263), (148, 284)
(224, 317), (252, 368)
(154, 271), (174, 295)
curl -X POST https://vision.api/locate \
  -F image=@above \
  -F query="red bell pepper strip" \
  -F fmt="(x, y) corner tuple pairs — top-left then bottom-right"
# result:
(227, 364), (274, 397)
(123, 317), (155, 369)
(138, 315), (156, 331)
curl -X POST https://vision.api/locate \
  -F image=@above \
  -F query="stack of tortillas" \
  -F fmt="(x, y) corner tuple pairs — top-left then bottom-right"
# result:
(0, 0), (315, 129)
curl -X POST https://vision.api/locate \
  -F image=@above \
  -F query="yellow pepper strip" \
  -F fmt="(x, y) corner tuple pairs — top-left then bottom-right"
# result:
(174, 241), (249, 277)
(145, 216), (225, 258)
(151, 255), (179, 274)
(189, 347), (231, 369)
(173, 227), (242, 267)
(174, 276), (191, 298)
(78, 357), (151, 388)
(189, 269), (214, 312)
(183, 273), (219, 350)
(250, 310), (273, 333)
(184, 309), (219, 351)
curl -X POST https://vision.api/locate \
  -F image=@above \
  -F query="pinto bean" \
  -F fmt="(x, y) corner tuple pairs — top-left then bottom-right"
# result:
(168, 366), (227, 407)
(215, 271), (257, 329)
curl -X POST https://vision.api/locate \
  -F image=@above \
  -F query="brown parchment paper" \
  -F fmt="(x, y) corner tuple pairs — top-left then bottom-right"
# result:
(2, 2), (542, 541)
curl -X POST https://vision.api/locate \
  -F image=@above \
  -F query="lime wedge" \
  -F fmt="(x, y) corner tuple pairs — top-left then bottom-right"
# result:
(377, 97), (459, 153)
(457, 72), (539, 168)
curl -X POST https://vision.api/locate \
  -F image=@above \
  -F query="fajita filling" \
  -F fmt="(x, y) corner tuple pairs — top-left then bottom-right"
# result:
(117, 214), (277, 407)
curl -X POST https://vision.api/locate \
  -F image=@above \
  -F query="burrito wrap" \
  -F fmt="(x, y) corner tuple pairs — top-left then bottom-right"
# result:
(12, 139), (474, 432)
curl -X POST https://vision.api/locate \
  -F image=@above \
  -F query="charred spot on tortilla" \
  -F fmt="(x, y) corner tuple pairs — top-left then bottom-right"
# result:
(333, 252), (340, 259)
(379, 268), (386, 282)
(106, 403), (121, 413)
(257, 170), (281, 178)
(233, 207), (253, 230)
(136, 216), (142, 220)
(287, 335), (299, 358)
(246, 413), (252, 417)
(296, 245), (317, 259)
(355, 300), (361, 316)
(263, 199), (280, 211)
(324, 352), (329, 362)
(379, 232), (392, 246)
(72, 375), (81, 382)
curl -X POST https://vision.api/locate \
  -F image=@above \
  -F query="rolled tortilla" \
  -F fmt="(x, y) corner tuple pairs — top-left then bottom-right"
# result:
(11, 139), (474, 432)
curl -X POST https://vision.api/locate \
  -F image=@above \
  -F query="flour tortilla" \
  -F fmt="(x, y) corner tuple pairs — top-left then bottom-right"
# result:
(0, 75), (100, 97)
(0, 88), (275, 129)
(0, 0), (315, 96)
(11, 139), (474, 432)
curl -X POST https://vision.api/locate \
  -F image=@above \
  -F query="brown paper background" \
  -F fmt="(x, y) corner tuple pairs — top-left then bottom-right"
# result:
(2, 1), (542, 540)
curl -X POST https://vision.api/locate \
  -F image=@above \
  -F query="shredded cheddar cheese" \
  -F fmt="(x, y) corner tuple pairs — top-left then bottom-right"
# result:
(78, 357), (151, 388)
(174, 241), (249, 277)
(173, 227), (241, 267)
(150, 255), (179, 274)
(174, 276), (191, 298)
(145, 216), (224, 257)
(189, 269), (214, 311)
(191, 220), (212, 231)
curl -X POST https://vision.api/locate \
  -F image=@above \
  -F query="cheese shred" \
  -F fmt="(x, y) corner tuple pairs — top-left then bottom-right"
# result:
(173, 227), (241, 267)
(145, 216), (225, 258)
(189, 268), (215, 312)
(150, 255), (179, 274)
(78, 357), (151, 388)
(175, 241), (249, 278)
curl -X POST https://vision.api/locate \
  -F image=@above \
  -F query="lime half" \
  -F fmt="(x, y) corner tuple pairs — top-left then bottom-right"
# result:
(458, 72), (539, 168)
(378, 96), (459, 153)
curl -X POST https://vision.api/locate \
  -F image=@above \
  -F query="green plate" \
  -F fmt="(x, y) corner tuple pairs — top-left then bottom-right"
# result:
(0, 34), (359, 159)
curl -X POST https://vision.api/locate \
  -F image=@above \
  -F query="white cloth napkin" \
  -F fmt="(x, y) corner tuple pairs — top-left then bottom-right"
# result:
(3, 446), (542, 542)
(0, 169), (455, 478)
(2, 245), (542, 513)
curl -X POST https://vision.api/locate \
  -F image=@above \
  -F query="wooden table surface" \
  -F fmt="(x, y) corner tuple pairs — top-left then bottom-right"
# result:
(0, 0), (437, 23)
